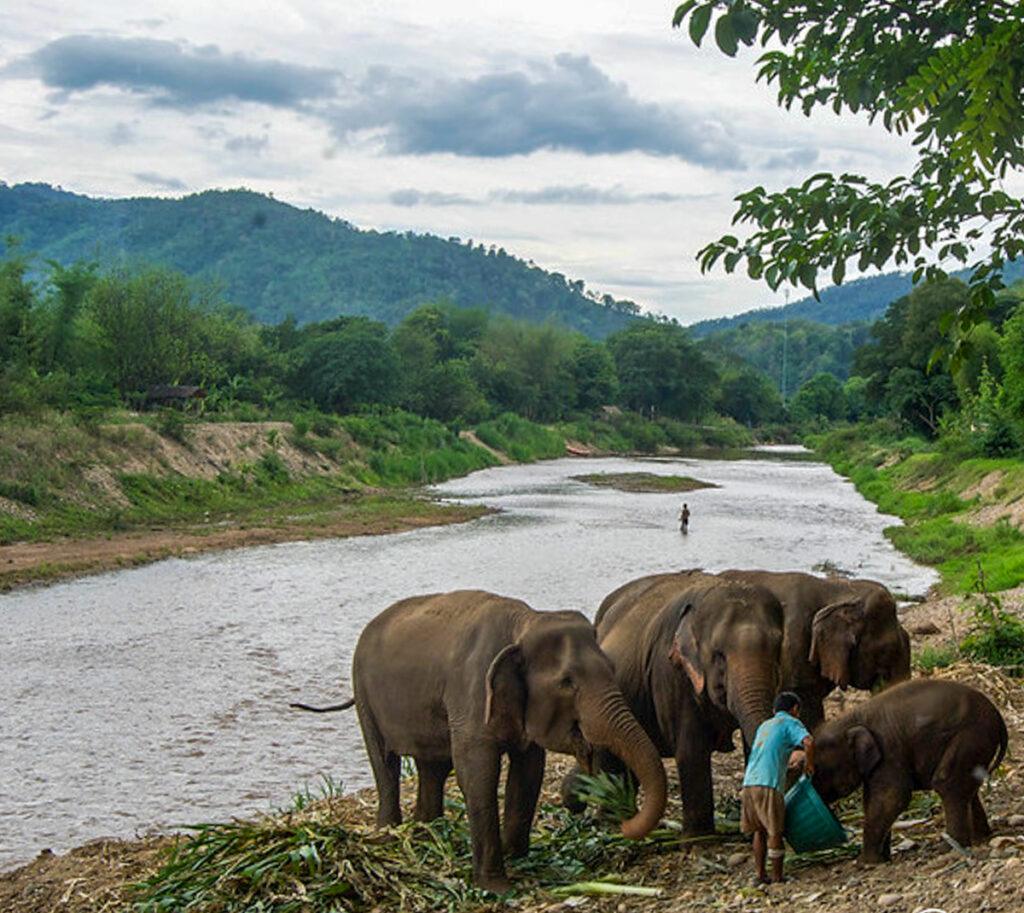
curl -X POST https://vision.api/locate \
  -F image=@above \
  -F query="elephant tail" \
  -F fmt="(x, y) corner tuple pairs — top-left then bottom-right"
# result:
(989, 713), (1009, 775)
(289, 698), (356, 713)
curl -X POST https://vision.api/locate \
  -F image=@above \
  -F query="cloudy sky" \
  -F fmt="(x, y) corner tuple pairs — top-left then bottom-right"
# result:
(1, 1), (920, 323)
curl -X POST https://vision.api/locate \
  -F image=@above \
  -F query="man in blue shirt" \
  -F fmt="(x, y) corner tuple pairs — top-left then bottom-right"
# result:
(741, 692), (814, 884)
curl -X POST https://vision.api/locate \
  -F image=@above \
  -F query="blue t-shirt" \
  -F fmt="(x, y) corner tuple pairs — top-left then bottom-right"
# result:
(742, 711), (811, 793)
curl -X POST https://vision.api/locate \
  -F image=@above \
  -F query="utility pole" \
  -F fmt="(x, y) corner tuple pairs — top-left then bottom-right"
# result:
(781, 289), (790, 405)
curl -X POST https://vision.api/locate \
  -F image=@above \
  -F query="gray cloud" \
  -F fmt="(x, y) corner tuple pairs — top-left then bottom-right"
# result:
(11, 35), (339, 108)
(495, 185), (699, 205)
(329, 54), (743, 167)
(224, 133), (269, 155)
(108, 121), (136, 146)
(133, 171), (187, 190)
(389, 188), (479, 207)
(389, 183), (707, 207)
(764, 146), (819, 169)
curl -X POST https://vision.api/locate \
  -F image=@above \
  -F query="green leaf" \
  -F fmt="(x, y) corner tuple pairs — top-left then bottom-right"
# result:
(715, 14), (739, 57)
(831, 259), (846, 286)
(689, 5), (712, 46)
(672, 1), (698, 29)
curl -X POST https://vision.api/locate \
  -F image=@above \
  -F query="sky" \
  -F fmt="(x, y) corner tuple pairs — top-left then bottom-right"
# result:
(0, 1), (922, 323)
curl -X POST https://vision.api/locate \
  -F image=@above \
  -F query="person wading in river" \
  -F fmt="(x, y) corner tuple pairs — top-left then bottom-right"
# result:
(679, 502), (690, 534)
(741, 691), (814, 884)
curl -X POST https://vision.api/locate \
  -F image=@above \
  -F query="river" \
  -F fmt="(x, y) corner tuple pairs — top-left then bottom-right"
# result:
(0, 450), (937, 870)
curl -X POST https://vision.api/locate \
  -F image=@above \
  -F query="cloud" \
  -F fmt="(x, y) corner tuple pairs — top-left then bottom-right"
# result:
(133, 171), (187, 190)
(10, 35), (339, 108)
(224, 133), (269, 155)
(494, 185), (701, 205)
(328, 54), (743, 167)
(389, 188), (479, 206)
(388, 183), (708, 207)
(764, 146), (819, 169)
(108, 122), (136, 146)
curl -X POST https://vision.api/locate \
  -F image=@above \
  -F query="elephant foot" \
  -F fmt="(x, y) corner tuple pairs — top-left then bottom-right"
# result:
(559, 769), (587, 814)
(856, 851), (887, 866)
(476, 872), (513, 894)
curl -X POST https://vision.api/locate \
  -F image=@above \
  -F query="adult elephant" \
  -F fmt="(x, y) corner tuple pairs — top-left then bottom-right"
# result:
(293, 590), (667, 892)
(591, 570), (783, 835)
(719, 570), (911, 731)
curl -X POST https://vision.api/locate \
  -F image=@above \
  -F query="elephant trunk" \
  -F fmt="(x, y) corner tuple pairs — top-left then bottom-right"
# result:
(727, 657), (777, 747)
(578, 688), (667, 840)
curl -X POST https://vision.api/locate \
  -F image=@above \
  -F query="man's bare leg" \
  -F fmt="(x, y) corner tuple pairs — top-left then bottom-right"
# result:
(768, 836), (785, 883)
(752, 830), (769, 884)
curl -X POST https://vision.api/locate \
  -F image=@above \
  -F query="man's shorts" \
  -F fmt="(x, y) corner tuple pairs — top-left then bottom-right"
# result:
(740, 785), (785, 838)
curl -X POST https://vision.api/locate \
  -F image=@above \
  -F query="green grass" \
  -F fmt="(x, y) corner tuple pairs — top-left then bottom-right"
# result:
(474, 413), (566, 462)
(814, 425), (1024, 595)
(914, 644), (957, 673)
(571, 472), (716, 493)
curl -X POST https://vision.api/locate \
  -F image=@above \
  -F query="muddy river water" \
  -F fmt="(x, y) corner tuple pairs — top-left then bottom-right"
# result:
(0, 450), (937, 870)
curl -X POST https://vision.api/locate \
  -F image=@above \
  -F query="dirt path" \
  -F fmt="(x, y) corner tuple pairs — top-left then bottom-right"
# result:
(0, 497), (490, 591)
(2, 587), (1022, 912)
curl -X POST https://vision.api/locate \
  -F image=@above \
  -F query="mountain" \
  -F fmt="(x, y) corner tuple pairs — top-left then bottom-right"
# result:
(0, 182), (640, 338)
(688, 262), (1024, 338)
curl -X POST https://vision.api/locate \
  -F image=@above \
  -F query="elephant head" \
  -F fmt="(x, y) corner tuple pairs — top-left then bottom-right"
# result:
(484, 611), (667, 839)
(668, 580), (783, 747)
(808, 581), (910, 691)
(810, 722), (882, 803)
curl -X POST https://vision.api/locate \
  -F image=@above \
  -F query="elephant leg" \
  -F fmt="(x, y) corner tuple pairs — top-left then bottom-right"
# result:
(969, 794), (992, 843)
(503, 744), (545, 857)
(676, 739), (715, 836)
(939, 790), (974, 848)
(799, 695), (826, 735)
(860, 771), (910, 864)
(357, 703), (401, 827)
(452, 738), (508, 892)
(414, 758), (452, 822)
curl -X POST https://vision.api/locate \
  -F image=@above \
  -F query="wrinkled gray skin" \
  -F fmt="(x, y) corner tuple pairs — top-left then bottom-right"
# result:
(585, 571), (783, 835)
(720, 570), (911, 732)
(318, 590), (668, 892)
(812, 680), (1008, 863)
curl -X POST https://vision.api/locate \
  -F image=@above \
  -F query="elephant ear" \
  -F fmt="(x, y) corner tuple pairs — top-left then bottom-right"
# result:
(669, 603), (705, 694)
(847, 725), (882, 778)
(484, 643), (525, 740)
(808, 599), (862, 689)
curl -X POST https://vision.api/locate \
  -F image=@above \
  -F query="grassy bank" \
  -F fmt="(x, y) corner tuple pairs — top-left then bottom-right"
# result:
(811, 425), (1024, 593)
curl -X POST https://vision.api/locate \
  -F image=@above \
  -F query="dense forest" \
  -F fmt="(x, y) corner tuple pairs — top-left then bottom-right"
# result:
(0, 183), (642, 337)
(0, 241), (789, 440)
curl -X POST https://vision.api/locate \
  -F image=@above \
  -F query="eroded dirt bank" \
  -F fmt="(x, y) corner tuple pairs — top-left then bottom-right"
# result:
(2, 591), (1022, 913)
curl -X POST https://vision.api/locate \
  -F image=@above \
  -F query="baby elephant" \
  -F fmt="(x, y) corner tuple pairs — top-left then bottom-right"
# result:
(812, 679), (1008, 863)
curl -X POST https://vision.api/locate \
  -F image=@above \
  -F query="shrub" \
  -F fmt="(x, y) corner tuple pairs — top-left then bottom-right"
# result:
(914, 645), (956, 673)
(960, 581), (1024, 674)
(154, 409), (191, 444)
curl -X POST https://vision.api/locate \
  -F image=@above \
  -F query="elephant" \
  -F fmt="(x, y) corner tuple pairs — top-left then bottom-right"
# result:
(719, 570), (911, 731)
(585, 570), (784, 835)
(811, 679), (1008, 863)
(293, 590), (667, 892)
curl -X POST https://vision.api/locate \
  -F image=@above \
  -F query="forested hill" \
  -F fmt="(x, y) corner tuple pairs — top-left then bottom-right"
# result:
(689, 262), (1024, 337)
(0, 182), (640, 337)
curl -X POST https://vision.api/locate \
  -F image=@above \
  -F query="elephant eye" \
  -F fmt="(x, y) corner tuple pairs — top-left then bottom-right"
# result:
(560, 675), (574, 690)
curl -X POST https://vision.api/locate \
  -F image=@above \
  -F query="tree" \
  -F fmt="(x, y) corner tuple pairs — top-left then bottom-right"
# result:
(717, 364), (783, 425)
(853, 279), (965, 434)
(291, 318), (400, 412)
(607, 323), (718, 420)
(788, 372), (847, 425)
(673, 1), (1024, 352)
(571, 337), (619, 409)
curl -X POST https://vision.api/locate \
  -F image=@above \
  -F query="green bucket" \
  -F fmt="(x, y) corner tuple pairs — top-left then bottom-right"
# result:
(783, 775), (848, 854)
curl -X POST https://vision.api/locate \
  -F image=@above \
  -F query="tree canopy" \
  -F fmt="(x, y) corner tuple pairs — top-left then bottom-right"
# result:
(673, 1), (1024, 356)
